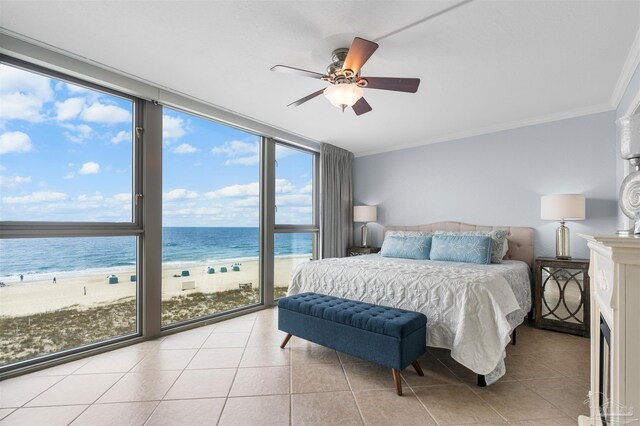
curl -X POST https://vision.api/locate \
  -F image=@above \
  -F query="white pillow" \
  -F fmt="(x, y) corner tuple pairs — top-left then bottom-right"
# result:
(502, 239), (509, 259)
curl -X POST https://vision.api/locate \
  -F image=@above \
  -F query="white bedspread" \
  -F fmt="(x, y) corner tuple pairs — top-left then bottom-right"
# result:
(288, 255), (531, 383)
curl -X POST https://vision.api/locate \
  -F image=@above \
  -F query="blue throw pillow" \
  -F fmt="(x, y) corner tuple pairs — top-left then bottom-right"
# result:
(430, 235), (493, 264)
(434, 230), (508, 263)
(380, 236), (432, 260)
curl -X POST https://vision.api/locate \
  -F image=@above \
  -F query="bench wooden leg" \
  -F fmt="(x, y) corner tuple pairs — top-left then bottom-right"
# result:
(411, 360), (424, 376)
(280, 333), (292, 349)
(392, 368), (402, 396)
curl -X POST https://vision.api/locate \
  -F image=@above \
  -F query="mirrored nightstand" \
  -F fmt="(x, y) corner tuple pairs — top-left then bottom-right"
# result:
(534, 257), (590, 336)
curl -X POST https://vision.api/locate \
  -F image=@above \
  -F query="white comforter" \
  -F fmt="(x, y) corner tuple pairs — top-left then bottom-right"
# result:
(288, 255), (531, 384)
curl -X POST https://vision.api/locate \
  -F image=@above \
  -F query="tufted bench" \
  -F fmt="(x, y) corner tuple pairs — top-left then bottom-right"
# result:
(278, 292), (427, 395)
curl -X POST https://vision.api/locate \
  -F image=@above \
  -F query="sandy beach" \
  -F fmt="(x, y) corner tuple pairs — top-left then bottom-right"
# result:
(0, 254), (311, 317)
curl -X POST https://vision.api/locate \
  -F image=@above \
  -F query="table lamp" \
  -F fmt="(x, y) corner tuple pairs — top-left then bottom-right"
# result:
(354, 205), (377, 247)
(541, 194), (586, 259)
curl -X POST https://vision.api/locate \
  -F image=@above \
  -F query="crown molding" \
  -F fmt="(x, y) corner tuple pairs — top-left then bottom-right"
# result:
(354, 103), (613, 158)
(611, 28), (640, 109)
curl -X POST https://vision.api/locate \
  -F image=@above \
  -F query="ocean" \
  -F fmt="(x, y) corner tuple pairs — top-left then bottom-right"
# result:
(0, 227), (313, 279)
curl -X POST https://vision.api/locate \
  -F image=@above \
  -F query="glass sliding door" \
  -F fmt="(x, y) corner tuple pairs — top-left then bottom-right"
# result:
(161, 108), (261, 327)
(0, 59), (141, 371)
(273, 143), (318, 298)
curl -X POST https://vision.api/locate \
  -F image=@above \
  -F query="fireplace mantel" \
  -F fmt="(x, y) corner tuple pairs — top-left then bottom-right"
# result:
(578, 234), (640, 426)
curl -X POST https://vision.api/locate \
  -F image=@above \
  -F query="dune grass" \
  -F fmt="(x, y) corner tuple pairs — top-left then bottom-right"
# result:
(1, 286), (289, 366)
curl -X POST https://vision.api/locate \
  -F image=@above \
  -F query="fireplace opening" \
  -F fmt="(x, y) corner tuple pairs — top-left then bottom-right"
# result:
(599, 315), (611, 425)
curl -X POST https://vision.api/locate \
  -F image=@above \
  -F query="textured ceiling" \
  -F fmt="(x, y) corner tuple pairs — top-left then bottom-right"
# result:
(1, 0), (639, 155)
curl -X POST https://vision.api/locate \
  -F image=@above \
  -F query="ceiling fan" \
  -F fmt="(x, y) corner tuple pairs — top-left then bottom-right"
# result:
(271, 37), (420, 116)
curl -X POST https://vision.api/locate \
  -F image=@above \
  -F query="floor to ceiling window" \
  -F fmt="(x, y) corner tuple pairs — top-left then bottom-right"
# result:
(273, 142), (318, 299)
(0, 51), (320, 374)
(0, 59), (141, 370)
(161, 108), (261, 327)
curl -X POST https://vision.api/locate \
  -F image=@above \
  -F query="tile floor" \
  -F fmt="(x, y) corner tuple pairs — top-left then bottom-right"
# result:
(0, 307), (590, 425)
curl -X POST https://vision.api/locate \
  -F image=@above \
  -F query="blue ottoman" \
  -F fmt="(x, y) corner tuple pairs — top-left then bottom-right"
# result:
(278, 292), (427, 395)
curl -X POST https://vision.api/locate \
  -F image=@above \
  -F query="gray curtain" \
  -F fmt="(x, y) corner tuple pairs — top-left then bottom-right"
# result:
(320, 143), (354, 258)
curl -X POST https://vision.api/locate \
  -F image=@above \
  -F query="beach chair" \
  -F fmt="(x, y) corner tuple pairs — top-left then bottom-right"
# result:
(181, 270), (190, 277)
(220, 267), (228, 273)
(232, 265), (240, 272)
(207, 267), (215, 274)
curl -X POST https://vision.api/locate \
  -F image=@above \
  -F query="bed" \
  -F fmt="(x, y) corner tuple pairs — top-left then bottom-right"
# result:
(287, 221), (534, 385)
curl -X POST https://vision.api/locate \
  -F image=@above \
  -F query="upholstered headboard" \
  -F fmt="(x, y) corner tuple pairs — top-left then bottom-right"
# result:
(384, 221), (535, 269)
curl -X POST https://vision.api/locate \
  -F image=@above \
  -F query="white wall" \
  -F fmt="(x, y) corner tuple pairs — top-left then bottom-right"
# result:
(352, 111), (618, 259)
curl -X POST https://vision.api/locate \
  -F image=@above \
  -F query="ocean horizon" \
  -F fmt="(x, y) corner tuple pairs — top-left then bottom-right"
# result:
(0, 227), (313, 280)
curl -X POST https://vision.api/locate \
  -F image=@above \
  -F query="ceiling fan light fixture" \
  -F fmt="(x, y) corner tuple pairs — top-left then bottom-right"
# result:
(324, 83), (363, 111)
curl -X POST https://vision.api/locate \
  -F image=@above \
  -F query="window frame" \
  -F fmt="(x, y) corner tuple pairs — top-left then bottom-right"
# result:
(0, 54), (143, 233)
(0, 48), (321, 377)
(158, 105), (265, 331)
(269, 139), (320, 302)
(0, 56), (144, 374)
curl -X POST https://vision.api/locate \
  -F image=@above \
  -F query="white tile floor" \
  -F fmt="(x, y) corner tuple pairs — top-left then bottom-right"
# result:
(0, 307), (590, 425)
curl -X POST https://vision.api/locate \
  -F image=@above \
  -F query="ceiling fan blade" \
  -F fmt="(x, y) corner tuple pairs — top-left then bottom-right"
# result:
(271, 65), (327, 80)
(342, 37), (379, 75)
(352, 97), (372, 116)
(287, 89), (326, 107)
(361, 77), (420, 93)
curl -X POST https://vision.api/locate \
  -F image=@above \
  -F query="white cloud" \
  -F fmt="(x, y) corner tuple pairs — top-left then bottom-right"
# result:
(112, 193), (131, 202)
(275, 178), (295, 194)
(204, 179), (294, 200)
(0, 93), (46, 122)
(65, 83), (93, 95)
(2, 191), (68, 204)
(173, 143), (198, 154)
(54, 97), (85, 121)
(276, 194), (312, 206)
(80, 102), (131, 124)
(77, 194), (104, 202)
(0, 165), (6, 172)
(0, 131), (33, 154)
(211, 140), (259, 166)
(164, 188), (198, 201)
(205, 182), (259, 198)
(0, 64), (53, 122)
(63, 172), (76, 180)
(78, 161), (100, 175)
(61, 123), (93, 144)
(111, 130), (131, 144)
(163, 115), (187, 140)
(232, 196), (259, 207)
(0, 175), (31, 188)
(299, 182), (313, 194)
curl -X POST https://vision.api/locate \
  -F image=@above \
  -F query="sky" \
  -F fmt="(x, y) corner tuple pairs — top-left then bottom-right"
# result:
(0, 63), (313, 226)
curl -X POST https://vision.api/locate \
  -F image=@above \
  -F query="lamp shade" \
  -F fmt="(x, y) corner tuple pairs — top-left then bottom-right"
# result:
(324, 84), (363, 109)
(541, 194), (586, 221)
(354, 205), (377, 223)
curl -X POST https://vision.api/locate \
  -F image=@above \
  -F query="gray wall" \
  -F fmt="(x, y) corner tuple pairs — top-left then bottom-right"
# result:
(615, 62), (640, 229)
(353, 111), (618, 259)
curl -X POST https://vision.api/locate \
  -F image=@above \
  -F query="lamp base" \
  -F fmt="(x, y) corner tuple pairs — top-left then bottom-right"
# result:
(361, 224), (369, 248)
(556, 221), (571, 259)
